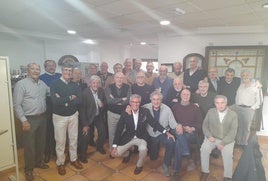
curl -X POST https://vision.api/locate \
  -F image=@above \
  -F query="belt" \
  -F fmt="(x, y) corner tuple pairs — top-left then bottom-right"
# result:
(26, 112), (46, 117)
(238, 105), (251, 108)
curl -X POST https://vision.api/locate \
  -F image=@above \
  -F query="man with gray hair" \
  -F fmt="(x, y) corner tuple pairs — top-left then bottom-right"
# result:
(111, 94), (174, 175)
(13, 63), (49, 181)
(79, 75), (107, 163)
(50, 63), (83, 175)
(200, 95), (238, 181)
(152, 65), (173, 103)
(105, 72), (131, 151)
(143, 90), (184, 177)
(168, 61), (184, 80)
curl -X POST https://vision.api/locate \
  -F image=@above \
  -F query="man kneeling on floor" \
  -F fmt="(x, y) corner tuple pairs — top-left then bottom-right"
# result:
(200, 95), (238, 181)
(111, 94), (174, 175)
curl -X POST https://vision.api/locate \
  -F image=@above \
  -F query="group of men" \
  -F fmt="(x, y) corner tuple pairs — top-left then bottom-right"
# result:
(13, 56), (262, 181)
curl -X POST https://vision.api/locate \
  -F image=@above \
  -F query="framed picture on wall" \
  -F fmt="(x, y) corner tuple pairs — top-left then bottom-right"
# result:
(183, 53), (206, 71)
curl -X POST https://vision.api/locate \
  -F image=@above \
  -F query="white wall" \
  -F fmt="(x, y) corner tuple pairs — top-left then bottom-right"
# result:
(158, 33), (268, 65)
(0, 33), (157, 73)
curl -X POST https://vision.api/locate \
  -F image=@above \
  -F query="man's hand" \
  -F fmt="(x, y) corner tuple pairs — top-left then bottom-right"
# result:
(183, 126), (195, 133)
(166, 132), (175, 142)
(125, 105), (132, 115)
(176, 124), (183, 135)
(208, 136), (216, 142)
(217, 144), (224, 150)
(111, 147), (118, 157)
(82, 126), (90, 135)
(70, 95), (77, 100)
(22, 121), (31, 132)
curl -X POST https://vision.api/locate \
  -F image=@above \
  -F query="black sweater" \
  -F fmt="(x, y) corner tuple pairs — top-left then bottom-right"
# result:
(50, 79), (81, 116)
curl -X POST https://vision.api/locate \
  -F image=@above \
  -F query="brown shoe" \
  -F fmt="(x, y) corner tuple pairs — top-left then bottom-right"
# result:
(134, 166), (143, 175)
(57, 165), (66, 175)
(25, 171), (34, 181)
(200, 172), (209, 181)
(70, 160), (83, 169)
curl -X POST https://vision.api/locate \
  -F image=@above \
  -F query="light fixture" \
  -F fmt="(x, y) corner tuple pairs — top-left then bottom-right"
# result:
(160, 20), (170, 26)
(67, 30), (76, 34)
(175, 7), (186, 15)
(263, 3), (268, 8)
(82, 39), (96, 44)
(140, 42), (146, 45)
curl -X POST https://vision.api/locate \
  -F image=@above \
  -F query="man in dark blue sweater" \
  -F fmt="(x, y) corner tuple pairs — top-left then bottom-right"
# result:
(39, 60), (61, 163)
(50, 64), (82, 175)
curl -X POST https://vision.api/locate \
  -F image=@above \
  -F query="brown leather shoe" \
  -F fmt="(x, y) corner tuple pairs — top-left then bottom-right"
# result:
(70, 160), (83, 169)
(200, 172), (209, 181)
(57, 165), (66, 175)
(25, 171), (34, 181)
(134, 166), (143, 175)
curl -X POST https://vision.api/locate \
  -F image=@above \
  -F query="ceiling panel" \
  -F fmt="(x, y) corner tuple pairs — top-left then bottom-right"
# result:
(0, 0), (268, 41)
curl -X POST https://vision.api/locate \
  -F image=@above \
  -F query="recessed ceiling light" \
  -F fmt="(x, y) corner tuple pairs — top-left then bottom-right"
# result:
(140, 42), (146, 45)
(160, 20), (170, 26)
(263, 3), (268, 8)
(67, 30), (76, 34)
(83, 39), (96, 44)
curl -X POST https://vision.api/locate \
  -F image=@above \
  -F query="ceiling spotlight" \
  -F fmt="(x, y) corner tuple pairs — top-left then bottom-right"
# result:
(140, 42), (146, 45)
(175, 7), (186, 15)
(83, 39), (96, 44)
(160, 20), (170, 26)
(67, 30), (76, 34)
(263, 3), (268, 8)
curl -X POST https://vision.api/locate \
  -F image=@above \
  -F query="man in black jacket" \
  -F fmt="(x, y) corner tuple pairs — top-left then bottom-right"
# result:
(111, 94), (174, 175)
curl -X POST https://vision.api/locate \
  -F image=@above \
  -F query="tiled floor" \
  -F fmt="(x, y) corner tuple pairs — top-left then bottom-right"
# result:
(1, 135), (268, 181)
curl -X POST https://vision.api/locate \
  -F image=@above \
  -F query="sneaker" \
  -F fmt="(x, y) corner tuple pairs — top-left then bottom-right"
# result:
(162, 163), (171, 177)
(187, 159), (196, 171)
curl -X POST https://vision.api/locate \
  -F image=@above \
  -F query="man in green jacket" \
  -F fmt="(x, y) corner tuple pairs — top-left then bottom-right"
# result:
(200, 95), (238, 181)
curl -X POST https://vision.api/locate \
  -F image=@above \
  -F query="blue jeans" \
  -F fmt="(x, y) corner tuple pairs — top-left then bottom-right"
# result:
(148, 132), (175, 167)
(173, 131), (198, 172)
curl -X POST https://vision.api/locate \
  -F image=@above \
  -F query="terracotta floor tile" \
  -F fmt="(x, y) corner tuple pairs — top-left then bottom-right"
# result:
(1, 135), (268, 180)
(102, 172), (135, 181)
(80, 163), (114, 180)
(63, 174), (90, 181)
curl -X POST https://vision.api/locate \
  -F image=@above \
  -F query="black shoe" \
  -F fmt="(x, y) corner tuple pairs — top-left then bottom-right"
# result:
(35, 163), (49, 169)
(134, 166), (143, 175)
(122, 151), (131, 163)
(97, 148), (106, 155)
(25, 171), (34, 181)
(44, 154), (50, 163)
(80, 158), (88, 164)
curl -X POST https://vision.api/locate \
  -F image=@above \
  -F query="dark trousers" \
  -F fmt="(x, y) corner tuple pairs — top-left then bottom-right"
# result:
(79, 114), (106, 158)
(44, 97), (55, 157)
(24, 113), (46, 173)
(148, 132), (175, 167)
